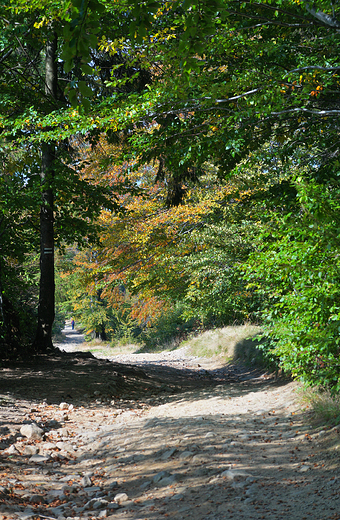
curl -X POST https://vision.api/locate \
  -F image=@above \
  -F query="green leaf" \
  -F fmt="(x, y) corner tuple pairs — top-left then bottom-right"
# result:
(80, 63), (94, 75)
(63, 59), (74, 74)
(80, 97), (91, 113)
(78, 81), (93, 97)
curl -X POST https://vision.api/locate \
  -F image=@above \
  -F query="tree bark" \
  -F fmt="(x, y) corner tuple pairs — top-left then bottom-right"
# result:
(0, 259), (8, 344)
(33, 32), (57, 353)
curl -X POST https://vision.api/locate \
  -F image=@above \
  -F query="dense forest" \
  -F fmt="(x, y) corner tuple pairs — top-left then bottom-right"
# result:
(1, 0), (340, 390)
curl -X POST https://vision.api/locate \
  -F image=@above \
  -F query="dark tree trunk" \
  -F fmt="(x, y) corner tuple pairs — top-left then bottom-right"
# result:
(100, 325), (107, 341)
(0, 221), (8, 345)
(0, 259), (8, 345)
(33, 32), (57, 353)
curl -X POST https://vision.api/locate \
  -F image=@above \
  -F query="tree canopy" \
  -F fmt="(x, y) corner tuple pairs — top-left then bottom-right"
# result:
(2, 0), (340, 390)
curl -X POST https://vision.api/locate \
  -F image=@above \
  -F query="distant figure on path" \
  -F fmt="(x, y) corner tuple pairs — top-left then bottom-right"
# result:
(71, 319), (75, 330)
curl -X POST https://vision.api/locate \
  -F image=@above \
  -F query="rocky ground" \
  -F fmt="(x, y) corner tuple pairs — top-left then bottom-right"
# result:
(0, 326), (340, 520)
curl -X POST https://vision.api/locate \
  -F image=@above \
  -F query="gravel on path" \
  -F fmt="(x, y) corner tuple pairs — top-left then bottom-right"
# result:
(0, 326), (339, 520)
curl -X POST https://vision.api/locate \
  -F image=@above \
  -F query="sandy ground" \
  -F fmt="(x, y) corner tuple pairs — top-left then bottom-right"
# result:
(0, 326), (339, 519)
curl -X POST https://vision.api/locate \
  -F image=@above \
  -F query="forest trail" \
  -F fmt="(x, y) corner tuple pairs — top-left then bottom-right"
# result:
(0, 327), (340, 519)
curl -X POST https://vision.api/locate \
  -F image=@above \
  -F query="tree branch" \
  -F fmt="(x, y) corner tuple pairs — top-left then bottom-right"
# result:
(268, 107), (340, 117)
(285, 65), (340, 76)
(212, 88), (263, 104)
(301, 1), (340, 28)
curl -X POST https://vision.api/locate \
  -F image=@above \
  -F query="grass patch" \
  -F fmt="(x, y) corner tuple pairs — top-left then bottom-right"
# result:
(75, 324), (268, 362)
(183, 324), (266, 366)
(299, 386), (340, 427)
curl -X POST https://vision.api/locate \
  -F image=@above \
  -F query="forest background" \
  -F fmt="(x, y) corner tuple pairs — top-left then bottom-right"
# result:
(1, 0), (340, 391)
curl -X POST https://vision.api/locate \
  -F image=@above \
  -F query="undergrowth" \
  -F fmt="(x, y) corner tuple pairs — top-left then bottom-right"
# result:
(105, 319), (277, 372)
(182, 324), (269, 366)
(299, 386), (340, 427)
(113, 304), (196, 353)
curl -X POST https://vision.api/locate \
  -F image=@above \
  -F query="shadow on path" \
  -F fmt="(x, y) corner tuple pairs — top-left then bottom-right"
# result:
(0, 352), (286, 409)
(0, 324), (287, 406)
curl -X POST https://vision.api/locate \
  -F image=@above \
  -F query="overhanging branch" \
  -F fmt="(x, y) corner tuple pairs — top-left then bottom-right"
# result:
(268, 107), (340, 117)
(302, 1), (340, 28)
(285, 65), (340, 76)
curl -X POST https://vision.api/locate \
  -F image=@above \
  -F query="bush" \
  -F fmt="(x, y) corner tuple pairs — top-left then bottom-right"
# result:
(137, 303), (196, 352)
(246, 179), (340, 391)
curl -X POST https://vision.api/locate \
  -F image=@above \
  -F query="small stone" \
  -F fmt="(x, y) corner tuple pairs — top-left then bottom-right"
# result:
(6, 444), (19, 454)
(192, 454), (210, 463)
(221, 469), (251, 480)
(59, 402), (69, 410)
(41, 442), (56, 451)
(49, 505), (65, 517)
(15, 508), (35, 519)
(158, 474), (181, 487)
(171, 493), (185, 500)
(140, 481), (152, 490)
(81, 476), (92, 487)
(93, 499), (109, 509)
(84, 486), (102, 495)
(23, 445), (39, 456)
(46, 489), (65, 499)
(29, 494), (44, 504)
(29, 454), (50, 463)
(114, 492), (128, 504)
(179, 450), (194, 460)
(160, 448), (177, 460)
(209, 477), (221, 484)
(20, 424), (44, 440)
(153, 471), (170, 483)
(299, 465), (311, 472)
(56, 441), (75, 453)
(46, 419), (60, 429)
(108, 502), (120, 510)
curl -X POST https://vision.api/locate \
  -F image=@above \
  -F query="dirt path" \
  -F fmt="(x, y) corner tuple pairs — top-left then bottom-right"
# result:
(0, 327), (340, 519)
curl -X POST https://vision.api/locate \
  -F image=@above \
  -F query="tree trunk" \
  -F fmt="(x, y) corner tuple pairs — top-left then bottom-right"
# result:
(0, 259), (8, 345)
(33, 32), (57, 353)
